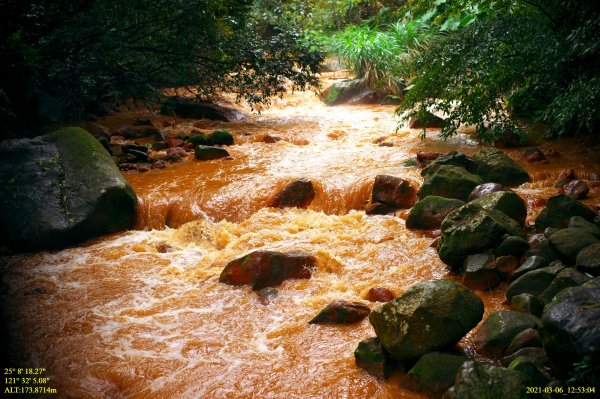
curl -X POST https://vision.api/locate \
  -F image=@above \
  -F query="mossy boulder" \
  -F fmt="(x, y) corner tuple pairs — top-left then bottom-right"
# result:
(369, 279), (483, 363)
(473, 310), (541, 357)
(418, 165), (483, 201)
(406, 196), (465, 230)
(208, 129), (234, 146)
(354, 337), (398, 379)
(471, 148), (530, 186)
(405, 352), (468, 398)
(0, 127), (137, 251)
(194, 145), (230, 160)
(506, 262), (566, 301)
(469, 191), (527, 225)
(444, 361), (530, 399)
(309, 300), (370, 324)
(420, 151), (474, 177)
(437, 203), (523, 269)
(535, 195), (597, 231)
(321, 78), (366, 105)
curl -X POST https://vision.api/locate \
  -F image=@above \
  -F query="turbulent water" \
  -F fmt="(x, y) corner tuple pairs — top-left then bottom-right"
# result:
(2, 81), (599, 398)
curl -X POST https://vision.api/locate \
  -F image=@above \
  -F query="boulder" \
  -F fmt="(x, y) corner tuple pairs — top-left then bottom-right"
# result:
(365, 202), (393, 215)
(535, 195), (596, 231)
(270, 179), (316, 209)
(160, 96), (245, 121)
(405, 352), (468, 398)
(472, 148), (530, 186)
(495, 255), (518, 277)
(540, 277), (600, 375)
(501, 347), (549, 369)
(506, 263), (566, 301)
(548, 228), (599, 263)
(369, 279), (484, 363)
(408, 111), (445, 129)
(523, 147), (547, 163)
(0, 127), (137, 250)
(208, 129), (234, 146)
(495, 236), (530, 258)
(194, 145), (230, 160)
(372, 175), (416, 209)
(505, 328), (543, 356)
(462, 253), (500, 291)
(473, 310), (541, 357)
(539, 267), (591, 305)
(444, 361), (530, 399)
(354, 337), (398, 379)
(116, 125), (162, 139)
(420, 151), (474, 177)
(523, 239), (559, 264)
(576, 242), (600, 276)
(554, 169), (575, 189)
(186, 134), (210, 147)
(405, 196), (465, 230)
(568, 216), (600, 238)
(309, 301), (371, 324)
(321, 78), (369, 105)
(468, 182), (506, 201)
(510, 293), (544, 317)
(218, 250), (316, 290)
(418, 165), (483, 202)
(437, 203), (523, 269)
(365, 287), (396, 302)
(469, 191), (527, 225)
(416, 151), (440, 168)
(563, 180), (589, 200)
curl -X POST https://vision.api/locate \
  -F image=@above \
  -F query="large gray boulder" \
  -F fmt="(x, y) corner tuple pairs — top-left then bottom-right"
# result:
(369, 279), (483, 363)
(471, 148), (529, 186)
(0, 127), (137, 250)
(535, 195), (597, 231)
(437, 203), (523, 269)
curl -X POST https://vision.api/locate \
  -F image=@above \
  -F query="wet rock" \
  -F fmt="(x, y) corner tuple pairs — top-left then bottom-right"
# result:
(470, 191), (527, 225)
(366, 287), (396, 302)
(548, 228), (599, 263)
(406, 196), (465, 230)
(354, 337), (398, 379)
(418, 165), (483, 202)
(511, 256), (549, 280)
(472, 148), (530, 187)
(166, 147), (188, 162)
(535, 195), (596, 231)
(495, 235), (530, 258)
(416, 151), (440, 168)
(369, 279), (484, 363)
(507, 361), (551, 388)
(0, 127), (137, 250)
(462, 253), (500, 291)
(568, 216), (600, 238)
(372, 175), (417, 209)
(408, 111), (445, 129)
(309, 300), (371, 324)
(502, 347), (549, 369)
(136, 163), (151, 172)
(167, 138), (184, 148)
(262, 134), (281, 143)
(495, 255), (518, 277)
(563, 180), (589, 200)
(270, 179), (315, 209)
(576, 242), (600, 276)
(151, 160), (166, 169)
(467, 182), (506, 201)
(160, 96), (245, 121)
(473, 310), (541, 357)
(404, 352), (468, 398)
(444, 361), (530, 399)
(420, 151), (474, 177)
(510, 293), (544, 317)
(505, 328), (543, 356)
(151, 141), (168, 151)
(524, 238), (559, 264)
(219, 250), (316, 290)
(540, 277), (600, 375)
(208, 129), (234, 146)
(156, 243), (175, 253)
(186, 134), (210, 147)
(437, 203), (523, 269)
(321, 78), (366, 106)
(365, 202), (393, 215)
(257, 287), (278, 304)
(539, 267), (591, 305)
(194, 145), (230, 160)
(523, 147), (547, 163)
(506, 263), (566, 301)
(116, 125), (162, 139)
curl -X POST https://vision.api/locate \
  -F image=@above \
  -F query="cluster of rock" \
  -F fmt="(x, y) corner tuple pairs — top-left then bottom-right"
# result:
(354, 148), (599, 397)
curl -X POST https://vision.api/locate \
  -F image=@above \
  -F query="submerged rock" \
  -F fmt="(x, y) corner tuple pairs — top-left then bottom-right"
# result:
(473, 310), (541, 357)
(309, 300), (371, 324)
(406, 196), (465, 230)
(471, 148), (530, 186)
(369, 279), (483, 363)
(354, 337), (398, 379)
(219, 250), (316, 290)
(0, 127), (137, 250)
(372, 175), (416, 209)
(270, 179), (316, 209)
(404, 352), (468, 398)
(418, 165), (483, 202)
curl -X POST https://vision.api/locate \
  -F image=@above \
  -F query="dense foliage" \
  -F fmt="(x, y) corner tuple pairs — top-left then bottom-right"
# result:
(0, 0), (323, 138)
(396, 0), (600, 140)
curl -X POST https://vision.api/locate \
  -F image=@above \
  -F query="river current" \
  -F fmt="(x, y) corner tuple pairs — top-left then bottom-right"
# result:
(2, 81), (599, 398)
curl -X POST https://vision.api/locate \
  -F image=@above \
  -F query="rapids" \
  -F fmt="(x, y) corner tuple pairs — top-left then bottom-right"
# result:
(1, 80), (599, 398)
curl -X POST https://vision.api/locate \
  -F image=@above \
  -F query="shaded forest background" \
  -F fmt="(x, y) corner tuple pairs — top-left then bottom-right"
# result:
(1, 0), (599, 142)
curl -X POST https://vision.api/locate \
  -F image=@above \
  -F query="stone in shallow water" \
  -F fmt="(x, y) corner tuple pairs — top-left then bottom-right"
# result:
(405, 196), (464, 230)
(471, 147), (530, 187)
(404, 351), (468, 398)
(444, 361), (530, 399)
(418, 165), (483, 202)
(194, 145), (230, 160)
(354, 337), (398, 379)
(371, 175), (416, 209)
(576, 242), (600, 276)
(365, 287), (396, 302)
(309, 300), (370, 324)
(470, 190), (527, 225)
(270, 179), (316, 209)
(468, 182), (506, 201)
(535, 195), (596, 231)
(473, 310), (541, 357)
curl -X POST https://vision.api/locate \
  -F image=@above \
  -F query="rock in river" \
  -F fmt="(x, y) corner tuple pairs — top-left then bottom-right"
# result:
(371, 175), (417, 209)
(418, 165), (483, 202)
(0, 127), (137, 251)
(473, 310), (541, 357)
(471, 147), (530, 186)
(369, 279), (483, 363)
(444, 361), (531, 399)
(309, 300), (371, 324)
(405, 196), (465, 230)
(270, 179), (316, 209)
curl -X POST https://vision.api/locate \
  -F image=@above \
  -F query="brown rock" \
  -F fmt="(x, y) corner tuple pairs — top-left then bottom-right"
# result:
(157, 243), (175, 253)
(168, 138), (184, 148)
(270, 179), (315, 208)
(309, 300), (371, 324)
(152, 160), (166, 169)
(366, 287), (396, 302)
(554, 169), (575, 188)
(263, 134), (282, 143)
(372, 175), (416, 209)
(365, 202), (393, 215)
(563, 180), (589, 200)
(496, 255), (518, 277)
(165, 147), (187, 162)
(219, 250), (316, 290)
(523, 147), (547, 163)
(116, 125), (161, 139)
